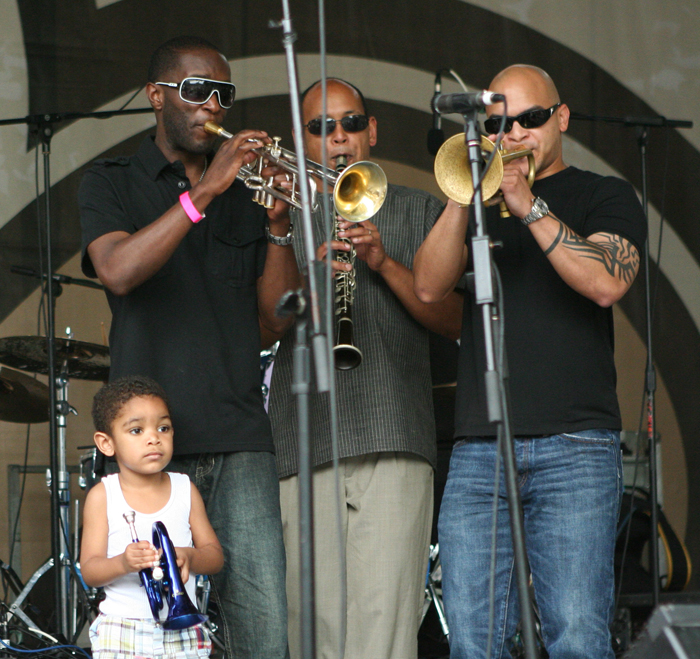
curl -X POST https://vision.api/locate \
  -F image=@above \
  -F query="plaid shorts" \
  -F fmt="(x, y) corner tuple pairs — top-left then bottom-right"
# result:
(89, 614), (211, 659)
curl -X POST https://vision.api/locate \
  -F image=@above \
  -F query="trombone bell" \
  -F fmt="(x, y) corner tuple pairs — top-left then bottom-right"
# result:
(433, 134), (535, 210)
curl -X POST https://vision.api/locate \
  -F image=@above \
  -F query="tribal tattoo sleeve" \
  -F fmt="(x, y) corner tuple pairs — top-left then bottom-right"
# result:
(544, 221), (639, 285)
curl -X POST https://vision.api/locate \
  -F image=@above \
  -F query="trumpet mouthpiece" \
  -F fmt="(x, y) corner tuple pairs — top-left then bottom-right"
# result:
(204, 121), (233, 139)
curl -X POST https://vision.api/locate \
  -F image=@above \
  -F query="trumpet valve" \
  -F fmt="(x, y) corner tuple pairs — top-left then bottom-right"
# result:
(270, 137), (282, 159)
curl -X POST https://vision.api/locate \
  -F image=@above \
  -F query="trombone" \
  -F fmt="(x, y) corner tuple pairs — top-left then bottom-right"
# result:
(434, 134), (535, 218)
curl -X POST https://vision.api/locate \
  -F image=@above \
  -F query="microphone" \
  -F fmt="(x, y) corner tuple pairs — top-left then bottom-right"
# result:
(432, 91), (505, 115)
(427, 71), (445, 156)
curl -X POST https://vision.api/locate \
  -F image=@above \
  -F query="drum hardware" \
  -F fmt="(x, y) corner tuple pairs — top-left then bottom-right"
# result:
(0, 327), (110, 643)
(421, 543), (449, 639)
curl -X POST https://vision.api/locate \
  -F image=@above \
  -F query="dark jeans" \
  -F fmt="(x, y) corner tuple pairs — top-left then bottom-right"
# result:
(168, 451), (288, 659)
(439, 430), (622, 659)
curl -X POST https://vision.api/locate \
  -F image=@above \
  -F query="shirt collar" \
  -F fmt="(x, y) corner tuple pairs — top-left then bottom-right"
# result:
(136, 135), (188, 181)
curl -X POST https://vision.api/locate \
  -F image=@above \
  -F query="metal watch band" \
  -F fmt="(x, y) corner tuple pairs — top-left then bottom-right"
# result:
(265, 221), (294, 246)
(521, 197), (549, 226)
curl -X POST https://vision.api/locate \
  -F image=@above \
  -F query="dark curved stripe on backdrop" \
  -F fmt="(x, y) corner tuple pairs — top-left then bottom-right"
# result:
(17, 0), (700, 260)
(11, 1), (700, 583)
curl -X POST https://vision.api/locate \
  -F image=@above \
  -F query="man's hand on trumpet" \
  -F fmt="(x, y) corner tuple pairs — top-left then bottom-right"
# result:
(196, 128), (293, 227)
(487, 132), (535, 220)
(197, 128), (269, 198)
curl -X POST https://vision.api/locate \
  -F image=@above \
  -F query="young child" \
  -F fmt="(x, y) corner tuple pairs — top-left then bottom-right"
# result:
(80, 375), (224, 659)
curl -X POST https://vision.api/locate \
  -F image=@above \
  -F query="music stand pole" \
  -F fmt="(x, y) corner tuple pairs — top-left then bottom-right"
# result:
(570, 111), (692, 609)
(460, 109), (538, 659)
(35, 117), (65, 637)
(271, 4), (333, 658)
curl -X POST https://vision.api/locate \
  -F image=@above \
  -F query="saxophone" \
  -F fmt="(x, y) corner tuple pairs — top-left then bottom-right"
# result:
(332, 155), (362, 370)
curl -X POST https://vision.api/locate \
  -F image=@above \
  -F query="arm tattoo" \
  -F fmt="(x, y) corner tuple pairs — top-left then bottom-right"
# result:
(545, 221), (639, 284)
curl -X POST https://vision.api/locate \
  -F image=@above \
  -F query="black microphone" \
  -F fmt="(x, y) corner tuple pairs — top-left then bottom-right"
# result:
(432, 91), (505, 115)
(427, 71), (445, 156)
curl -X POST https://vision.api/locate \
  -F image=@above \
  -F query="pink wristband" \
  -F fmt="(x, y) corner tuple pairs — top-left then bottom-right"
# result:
(179, 191), (205, 223)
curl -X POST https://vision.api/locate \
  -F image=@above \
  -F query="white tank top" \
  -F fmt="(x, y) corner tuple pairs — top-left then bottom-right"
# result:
(99, 472), (197, 619)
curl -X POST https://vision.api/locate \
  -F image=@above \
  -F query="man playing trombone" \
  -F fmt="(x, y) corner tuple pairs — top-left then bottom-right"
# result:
(268, 78), (464, 659)
(79, 35), (299, 659)
(414, 64), (647, 659)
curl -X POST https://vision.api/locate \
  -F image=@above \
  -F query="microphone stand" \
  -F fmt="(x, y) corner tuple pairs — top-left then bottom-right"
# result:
(0, 105), (151, 637)
(570, 111), (692, 610)
(460, 108), (538, 659)
(270, 4), (332, 659)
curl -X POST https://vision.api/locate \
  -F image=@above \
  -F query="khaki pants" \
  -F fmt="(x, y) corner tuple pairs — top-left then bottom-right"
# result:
(280, 452), (433, 659)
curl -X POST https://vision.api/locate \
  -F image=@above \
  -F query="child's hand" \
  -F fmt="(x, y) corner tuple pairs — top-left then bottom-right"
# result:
(122, 541), (160, 574)
(174, 547), (192, 584)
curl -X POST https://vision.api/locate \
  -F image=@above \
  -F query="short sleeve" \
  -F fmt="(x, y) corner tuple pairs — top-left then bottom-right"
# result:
(79, 166), (133, 278)
(582, 177), (647, 254)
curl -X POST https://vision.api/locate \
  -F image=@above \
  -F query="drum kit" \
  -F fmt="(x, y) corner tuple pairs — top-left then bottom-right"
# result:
(0, 333), (110, 647)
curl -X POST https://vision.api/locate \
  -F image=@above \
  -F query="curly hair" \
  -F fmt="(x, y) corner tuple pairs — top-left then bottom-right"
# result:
(92, 375), (169, 435)
(147, 35), (224, 83)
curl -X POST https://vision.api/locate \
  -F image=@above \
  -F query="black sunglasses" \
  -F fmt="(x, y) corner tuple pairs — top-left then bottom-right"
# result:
(483, 103), (561, 135)
(155, 77), (236, 109)
(304, 114), (370, 136)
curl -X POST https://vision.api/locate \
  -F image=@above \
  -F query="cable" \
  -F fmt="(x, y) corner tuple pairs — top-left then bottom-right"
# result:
(0, 636), (91, 659)
(484, 262), (507, 659)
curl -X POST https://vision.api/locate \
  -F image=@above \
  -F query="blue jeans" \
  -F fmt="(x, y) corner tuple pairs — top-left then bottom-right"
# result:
(438, 430), (622, 659)
(168, 451), (288, 659)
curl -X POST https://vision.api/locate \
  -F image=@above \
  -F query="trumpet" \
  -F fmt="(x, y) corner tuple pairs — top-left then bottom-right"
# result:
(123, 511), (207, 630)
(203, 121), (387, 224)
(434, 134), (535, 218)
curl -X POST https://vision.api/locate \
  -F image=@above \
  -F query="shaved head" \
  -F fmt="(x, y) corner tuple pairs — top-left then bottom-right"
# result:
(491, 64), (560, 107)
(487, 64), (569, 179)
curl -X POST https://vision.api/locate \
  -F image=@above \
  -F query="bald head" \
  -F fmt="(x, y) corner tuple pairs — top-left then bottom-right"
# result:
(491, 65), (560, 107)
(487, 64), (569, 179)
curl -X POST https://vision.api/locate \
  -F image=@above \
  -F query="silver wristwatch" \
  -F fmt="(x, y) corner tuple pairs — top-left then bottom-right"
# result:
(265, 221), (294, 246)
(521, 197), (549, 226)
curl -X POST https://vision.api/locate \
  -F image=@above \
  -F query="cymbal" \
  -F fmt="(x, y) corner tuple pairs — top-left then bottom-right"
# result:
(0, 366), (49, 423)
(0, 336), (110, 382)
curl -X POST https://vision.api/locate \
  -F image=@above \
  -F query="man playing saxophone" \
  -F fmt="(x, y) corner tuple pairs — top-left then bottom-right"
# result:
(268, 77), (464, 659)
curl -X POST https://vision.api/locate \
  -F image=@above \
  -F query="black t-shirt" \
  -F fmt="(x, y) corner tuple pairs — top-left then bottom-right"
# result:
(79, 136), (273, 456)
(454, 166), (647, 438)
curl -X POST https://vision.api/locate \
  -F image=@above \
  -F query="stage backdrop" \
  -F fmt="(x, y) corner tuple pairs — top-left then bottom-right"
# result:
(0, 0), (698, 589)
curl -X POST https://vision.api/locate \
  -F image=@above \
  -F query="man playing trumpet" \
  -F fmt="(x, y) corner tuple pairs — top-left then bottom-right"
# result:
(414, 64), (647, 658)
(268, 78), (463, 659)
(79, 35), (299, 659)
